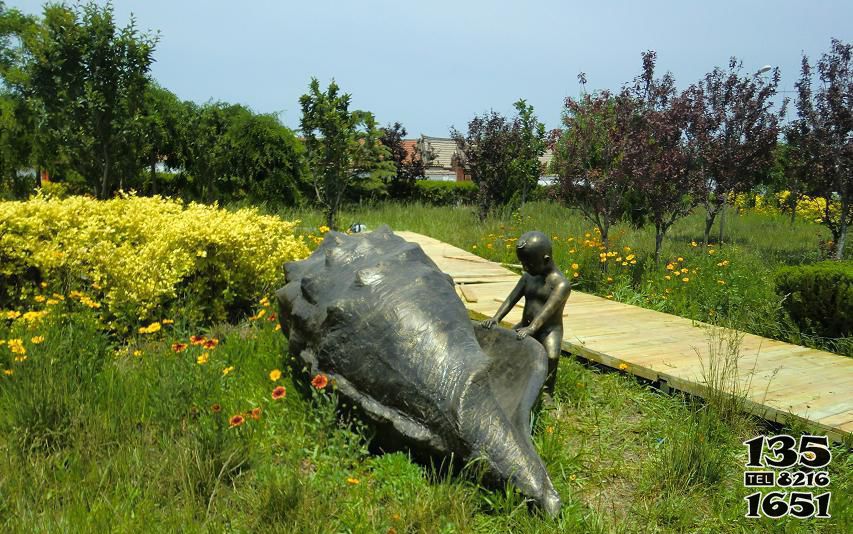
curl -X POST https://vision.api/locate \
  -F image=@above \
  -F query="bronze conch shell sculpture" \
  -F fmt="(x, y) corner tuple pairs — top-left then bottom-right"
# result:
(276, 226), (560, 516)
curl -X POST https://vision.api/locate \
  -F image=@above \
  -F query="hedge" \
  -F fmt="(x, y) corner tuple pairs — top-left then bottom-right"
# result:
(775, 260), (853, 338)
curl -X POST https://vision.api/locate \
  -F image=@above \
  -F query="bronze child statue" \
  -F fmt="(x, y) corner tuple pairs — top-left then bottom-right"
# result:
(481, 231), (570, 399)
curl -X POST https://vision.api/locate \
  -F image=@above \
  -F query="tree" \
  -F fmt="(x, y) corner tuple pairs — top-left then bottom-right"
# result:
(620, 51), (701, 263)
(688, 59), (784, 245)
(227, 111), (308, 205)
(299, 78), (392, 229)
(451, 100), (546, 221)
(508, 99), (547, 206)
(552, 84), (629, 249)
(8, 2), (157, 198)
(790, 39), (852, 259)
(379, 122), (433, 200)
(137, 84), (184, 194)
(451, 111), (514, 221)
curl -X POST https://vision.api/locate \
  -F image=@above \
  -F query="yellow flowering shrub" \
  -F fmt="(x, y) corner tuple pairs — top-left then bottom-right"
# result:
(0, 193), (309, 330)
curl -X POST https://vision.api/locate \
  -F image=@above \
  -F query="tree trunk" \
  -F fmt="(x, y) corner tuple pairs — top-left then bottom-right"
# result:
(100, 154), (110, 200)
(703, 204), (718, 246)
(150, 156), (158, 195)
(654, 225), (665, 264)
(718, 196), (727, 247)
(835, 197), (849, 260)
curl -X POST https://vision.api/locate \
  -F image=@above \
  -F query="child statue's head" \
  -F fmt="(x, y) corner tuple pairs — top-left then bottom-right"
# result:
(516, 231), (553, 275)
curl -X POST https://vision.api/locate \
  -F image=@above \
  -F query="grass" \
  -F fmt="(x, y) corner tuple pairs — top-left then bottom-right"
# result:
(0, 200), (851, 532)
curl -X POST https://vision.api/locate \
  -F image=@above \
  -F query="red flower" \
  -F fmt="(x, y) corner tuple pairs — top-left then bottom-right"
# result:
(211, 403), (222, 413)
(311, 374), (329, 390)
(171, 342), (188, 353)
(190, 335), (206, 345)
(229, 414), (245, 428)
(203, 338), (219, 349)
(250, 407), (262, 420)
(272, 386), (286, 400)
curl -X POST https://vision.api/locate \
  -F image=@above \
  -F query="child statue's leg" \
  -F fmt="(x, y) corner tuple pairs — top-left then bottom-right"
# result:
(538, 328), (563, 397)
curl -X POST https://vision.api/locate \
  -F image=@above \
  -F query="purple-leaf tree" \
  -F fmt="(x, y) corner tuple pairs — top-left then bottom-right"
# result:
(552, 79), (629, 250)
(688, 58), (784, 245)
(620, 51), (701, 263)
(790, 39), (852, 259)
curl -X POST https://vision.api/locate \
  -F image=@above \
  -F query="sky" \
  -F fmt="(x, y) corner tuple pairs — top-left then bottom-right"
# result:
(10, 0), (853, 137)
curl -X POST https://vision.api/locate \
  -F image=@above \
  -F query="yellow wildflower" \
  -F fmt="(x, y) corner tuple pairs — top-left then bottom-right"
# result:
(31, 336), (44, 344)
(319, 225), (330, 234)
(40, 282), (48, 288)
(8, 339), (25, 355)
(132, 350), (143, 357)
(34, 295), (46, 303)
(607, 277), (613, 282)
(666, 263), (674, 270)
(162, 319), (174, 325)
(573, 272), (579, 278)
(197, 352), (209, 365)
(606, 294), (613, 299)
(259, 296), (270, 306)
(682, 277), (689, 283)
(691, 241), (698, 247)
(3, 369), (12, 376)
(717, 280), (726, 285)
(708, 249), (716, 255)
(222, 366), (235, 376)
(626, 254), (635, 261)
(664, 275), (671, 280)
(51, 293), (64, 301)
(346, 477), (360, 485)
(46, 299), (59, 306)
(269, 369), (282, 381)
(6, 311), (21, 320)
(571, 263), (579, 270)
(138, 322), (162, 334)
(677, 257), (684, 262)
(618, 363), (629, 371)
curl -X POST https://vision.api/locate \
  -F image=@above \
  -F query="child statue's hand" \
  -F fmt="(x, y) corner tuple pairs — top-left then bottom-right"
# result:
(480, 318), (498, 329)
(515, 326), (535, 339)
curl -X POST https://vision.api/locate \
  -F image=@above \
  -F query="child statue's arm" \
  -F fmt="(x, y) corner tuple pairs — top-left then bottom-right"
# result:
(481, 276), (526, 329)
(515, 279), (571, 339)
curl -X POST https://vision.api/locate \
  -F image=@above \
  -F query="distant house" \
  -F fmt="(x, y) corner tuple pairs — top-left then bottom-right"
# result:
(408, 135), (556, 185)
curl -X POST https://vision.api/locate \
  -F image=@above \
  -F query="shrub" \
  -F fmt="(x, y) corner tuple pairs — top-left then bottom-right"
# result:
(775, 261), (853, 338)
(413, 180), (477, 206)
(0, 193), (309, 331)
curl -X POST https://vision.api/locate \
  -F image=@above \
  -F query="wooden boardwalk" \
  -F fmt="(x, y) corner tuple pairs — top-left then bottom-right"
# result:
(397, 231), (853, 443)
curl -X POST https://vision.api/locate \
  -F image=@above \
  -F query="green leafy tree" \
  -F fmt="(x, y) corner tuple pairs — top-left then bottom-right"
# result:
(7, 1), (157, 198)
(227, 111), (308, 205)
(508, 99), (547, 207)
(137, 84), (184, 194)
(299, 78), (392, 229)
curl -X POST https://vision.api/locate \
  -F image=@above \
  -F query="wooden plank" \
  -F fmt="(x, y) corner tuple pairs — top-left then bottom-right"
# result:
(458, 284), (478, 303)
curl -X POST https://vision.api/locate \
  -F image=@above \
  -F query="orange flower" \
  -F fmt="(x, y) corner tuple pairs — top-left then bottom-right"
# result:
(190, 335), (206, 345)
(202, 338), (219, 349)
(346, 477), (360, 485)
(272, 385), (287, 400)
(311, 374), (329, 389)
(229, 414), (245, 428)
(250, 407), (262, 420)
(171, 342), (188, 353)
(211, 403), (222, 413)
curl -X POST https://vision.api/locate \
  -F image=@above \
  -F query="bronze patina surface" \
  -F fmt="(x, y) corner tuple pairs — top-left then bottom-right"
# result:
(276, 226), (560, 516)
